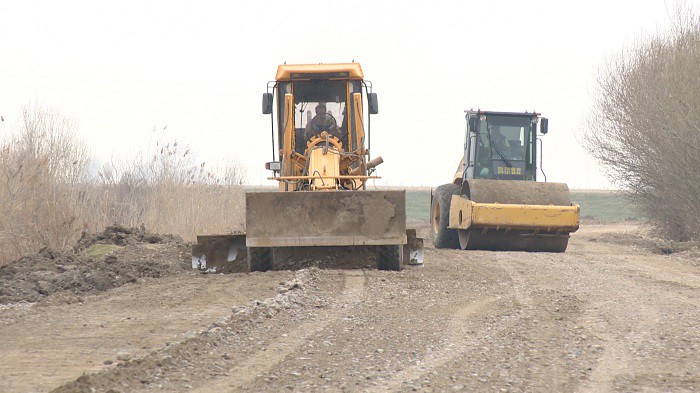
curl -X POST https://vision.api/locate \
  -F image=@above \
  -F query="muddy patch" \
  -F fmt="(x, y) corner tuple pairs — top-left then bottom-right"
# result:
(0, 225), (190, 304)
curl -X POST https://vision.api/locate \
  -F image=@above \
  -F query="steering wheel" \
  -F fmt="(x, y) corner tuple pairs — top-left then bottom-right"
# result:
(306, 113), (339, 143)
(309, 113), (338, 133)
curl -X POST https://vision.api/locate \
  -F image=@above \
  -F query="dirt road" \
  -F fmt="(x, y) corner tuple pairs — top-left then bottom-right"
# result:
(1, 223), (698, 392)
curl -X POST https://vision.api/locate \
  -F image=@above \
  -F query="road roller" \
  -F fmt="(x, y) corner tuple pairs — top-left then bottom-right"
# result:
(431, 110), (579, 252)
(192, 63), (423, 272)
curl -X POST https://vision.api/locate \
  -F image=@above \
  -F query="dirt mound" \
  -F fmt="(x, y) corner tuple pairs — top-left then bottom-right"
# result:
(73, 224), (182, 251)
(588, 231), (699, 257)
(0, 225), (190, 304)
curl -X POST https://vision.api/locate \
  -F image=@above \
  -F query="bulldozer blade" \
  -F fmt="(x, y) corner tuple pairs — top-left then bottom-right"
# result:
(192, 234), (247, 273)
(245, 190), (407, 248)
(404, 228), (424, 266)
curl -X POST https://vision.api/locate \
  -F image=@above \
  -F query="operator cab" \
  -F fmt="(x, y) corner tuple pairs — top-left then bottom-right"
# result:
(261, 63), (380, 191)
(463, 110), (547, 181)
(276, 78), (361, 154)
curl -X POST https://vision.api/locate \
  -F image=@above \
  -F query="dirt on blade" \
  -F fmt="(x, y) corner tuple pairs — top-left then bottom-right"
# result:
(271, 246), (380, 270)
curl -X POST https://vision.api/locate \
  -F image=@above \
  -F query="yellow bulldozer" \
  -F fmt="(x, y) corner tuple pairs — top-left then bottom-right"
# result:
(431, 110), (579, 252)
(193, 63), (423, 272)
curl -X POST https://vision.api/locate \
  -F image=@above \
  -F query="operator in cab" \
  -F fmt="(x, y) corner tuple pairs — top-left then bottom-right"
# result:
(305, 103), (339, 141)
(490, 125), (507, 149)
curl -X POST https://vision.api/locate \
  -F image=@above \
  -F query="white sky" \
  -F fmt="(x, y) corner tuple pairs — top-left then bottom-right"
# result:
(0, 0), (695, 189)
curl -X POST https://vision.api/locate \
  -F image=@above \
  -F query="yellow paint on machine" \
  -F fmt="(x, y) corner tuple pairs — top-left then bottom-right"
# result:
(275, 63), (364, 81)
(280, 93), (296, 190)
(448, 195), (580, 231)
(308, 147), (341, 190)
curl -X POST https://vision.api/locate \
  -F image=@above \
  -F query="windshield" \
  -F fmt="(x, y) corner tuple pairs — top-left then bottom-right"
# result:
(486, 115), (531, 161)
(474, 114), (534, 179)
(292, 80), (347, 145)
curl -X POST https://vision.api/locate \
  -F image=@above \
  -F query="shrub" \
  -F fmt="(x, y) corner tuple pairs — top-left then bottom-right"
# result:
(585, 9), (700, 241)
(0, 105), (247, 265)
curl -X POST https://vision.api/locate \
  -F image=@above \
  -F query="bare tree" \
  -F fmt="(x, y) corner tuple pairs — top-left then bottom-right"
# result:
(585, 7), (700, 241)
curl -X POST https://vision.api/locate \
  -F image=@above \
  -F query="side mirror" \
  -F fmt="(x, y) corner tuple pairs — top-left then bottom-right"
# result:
(262, 93), (273, 115)
(540, 118), (549, 134)
(368, 93), (379, 115)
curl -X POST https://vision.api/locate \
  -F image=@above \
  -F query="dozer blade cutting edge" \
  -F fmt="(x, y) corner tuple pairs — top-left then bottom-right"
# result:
(192, 190), (424, 272)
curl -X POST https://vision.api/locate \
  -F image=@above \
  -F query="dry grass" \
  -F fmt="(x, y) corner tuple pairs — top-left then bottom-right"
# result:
(80, 184), (245, 241)
(0, 104), (246, 266)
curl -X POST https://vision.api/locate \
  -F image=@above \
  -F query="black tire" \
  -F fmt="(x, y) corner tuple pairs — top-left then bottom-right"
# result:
(431, 183), (461, 249)
(378, 245), (403, 271)
(248, 247), (272, 272)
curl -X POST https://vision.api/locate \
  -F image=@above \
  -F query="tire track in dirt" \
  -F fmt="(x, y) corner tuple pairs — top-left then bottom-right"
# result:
(195, 271), (366, 392)
(577, 307), (631, 392)
(487, 252), (594, 390)
(376, 249), (541, 391)
(375, 295), (502, 391)
(495, 249), (699, 392)
(574, 259), (700, 392)
(575, 271), (665, 391)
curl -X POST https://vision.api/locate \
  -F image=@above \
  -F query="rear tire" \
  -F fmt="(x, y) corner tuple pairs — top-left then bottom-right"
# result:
(378, 245), (403, 271)
(248, 247), (272, 272)
(431, 183), (461, 249)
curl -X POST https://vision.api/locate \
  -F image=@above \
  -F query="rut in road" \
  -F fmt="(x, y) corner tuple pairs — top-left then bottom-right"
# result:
(195, 271), (366, 392)
(494, 249), (700, 392)
(376, 295), (501, 391)
(382, 250), (593, 391)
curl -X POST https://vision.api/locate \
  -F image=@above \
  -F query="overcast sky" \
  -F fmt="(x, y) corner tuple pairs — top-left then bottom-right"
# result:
(1, 0), (695, 189)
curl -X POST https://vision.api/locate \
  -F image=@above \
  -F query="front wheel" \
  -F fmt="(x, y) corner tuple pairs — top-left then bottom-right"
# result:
(431, 183), (461, 249)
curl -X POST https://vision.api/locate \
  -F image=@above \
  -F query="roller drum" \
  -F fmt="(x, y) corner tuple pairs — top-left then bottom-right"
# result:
(458, 179), (573, 252)
(463, 179), (571, 205)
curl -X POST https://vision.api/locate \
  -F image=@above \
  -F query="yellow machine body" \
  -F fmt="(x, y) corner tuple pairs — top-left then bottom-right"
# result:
(275, 63), (364, 81)
(193, 63), (423, 272)
(308, 146), (341, 190)
(431, 109), (580, 252)
(449, 195), (580, 232)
